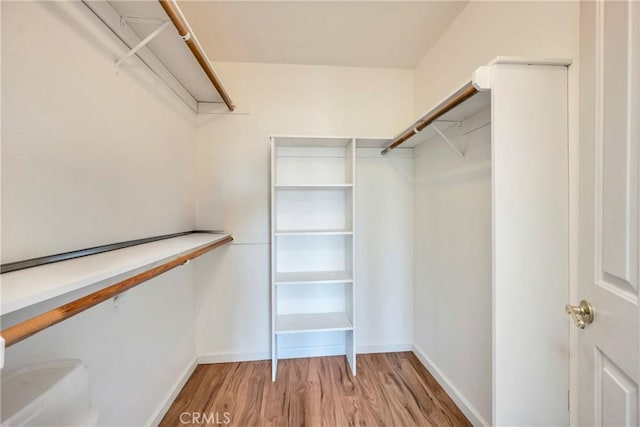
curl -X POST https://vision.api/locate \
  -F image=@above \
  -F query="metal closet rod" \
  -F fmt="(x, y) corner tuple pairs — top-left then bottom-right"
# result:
(381, 82), (479, 155)
(158, 0), (235, 111)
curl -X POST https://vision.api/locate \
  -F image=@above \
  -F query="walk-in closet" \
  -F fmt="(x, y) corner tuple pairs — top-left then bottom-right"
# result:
(2, 1), (638, 426)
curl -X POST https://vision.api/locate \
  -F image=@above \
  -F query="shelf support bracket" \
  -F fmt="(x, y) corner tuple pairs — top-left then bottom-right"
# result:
(432, 124), (465, 159)
(115, 20), (171, 68)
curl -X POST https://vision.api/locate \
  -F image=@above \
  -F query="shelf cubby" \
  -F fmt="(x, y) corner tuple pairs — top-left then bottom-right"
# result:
(275, 312), (353, 334)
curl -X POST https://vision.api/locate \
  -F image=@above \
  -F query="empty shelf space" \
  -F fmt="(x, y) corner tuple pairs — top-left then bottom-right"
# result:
(275, 271), (353, 285)
(275, 229), (353, 236)
(275, 184), (353, 190)
(275, 312), (353, 334)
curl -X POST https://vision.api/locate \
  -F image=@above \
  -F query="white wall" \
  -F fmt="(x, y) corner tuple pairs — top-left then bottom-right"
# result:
(194, 62), (415, 359)
(0, 1), (583, 424)
(411, 2), (580, 424)
(1, 1), (196, 264)
(356, 148), (413, 352)
(413, 1), (580, 115)
(413, 116), (492, 425)
(1, 2), (198, 424)
(1, 264), (197, 426)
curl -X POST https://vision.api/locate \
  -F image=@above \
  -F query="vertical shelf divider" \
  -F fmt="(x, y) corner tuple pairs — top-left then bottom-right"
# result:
(346, 138), (357, 374)
(270, 136), (278, 381)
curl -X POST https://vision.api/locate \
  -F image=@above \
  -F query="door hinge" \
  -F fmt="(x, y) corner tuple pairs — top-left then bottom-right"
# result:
(567, 390), (570, 411)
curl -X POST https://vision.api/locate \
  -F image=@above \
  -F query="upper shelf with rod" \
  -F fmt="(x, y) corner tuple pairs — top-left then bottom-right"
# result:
(381, 81), (490, 155)
(0, 232), (233, 317)
(0, 232), (233, 360)
(83, 0), (235, 113)
(380, 57), (573, 156)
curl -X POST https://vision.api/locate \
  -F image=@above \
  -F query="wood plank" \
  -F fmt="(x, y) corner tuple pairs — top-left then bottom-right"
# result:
(404, 352), (473, 426)
(351, 354), (393, 426)
(160, 352), (472, 427)
(261, 359), (290, 427)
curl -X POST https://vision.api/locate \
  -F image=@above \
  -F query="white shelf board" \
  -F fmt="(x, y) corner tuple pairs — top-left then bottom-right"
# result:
(275, 271), (353, 285)
(489, 56), (572, 66)
(0, 233), (232, 315)
(275, 312), (353, 334)
(355, 138), (392, 148)
(272, 136), (353, 147)
(274, 229), (353, 236)
(275, 184), (352, 190)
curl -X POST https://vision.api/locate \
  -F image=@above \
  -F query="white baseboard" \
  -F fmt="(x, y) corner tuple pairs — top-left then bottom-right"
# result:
(412, 344), (489, 427)
(280, 344), (346, 359)
(197, 343), (412, 365)
(146, 357), (198, 427)
(198, 345), (345, 364)
(358, 343), (412, 354)
(198, 351), (270, 364)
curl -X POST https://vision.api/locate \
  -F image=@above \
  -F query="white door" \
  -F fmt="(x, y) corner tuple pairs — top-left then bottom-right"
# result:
(577, 1), (639, 425)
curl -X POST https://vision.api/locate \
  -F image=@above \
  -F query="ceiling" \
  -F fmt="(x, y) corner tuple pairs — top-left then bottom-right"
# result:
(177, 1), (468, 69)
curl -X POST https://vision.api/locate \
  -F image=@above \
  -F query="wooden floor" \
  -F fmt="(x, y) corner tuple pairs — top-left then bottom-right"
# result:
(160, 352), (471, 426)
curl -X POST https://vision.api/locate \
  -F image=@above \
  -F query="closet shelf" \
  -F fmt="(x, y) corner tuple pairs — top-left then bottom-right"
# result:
(382, 84), (491, 154)
(83, 0), (234, 113)
(0, 233), (232, 316)
(275, 184), (353, 190)
(275, 271), (353, 285)
(274, 229), (353, 236)
(275, 312), (353, 334)
(270, 136), (354, 147)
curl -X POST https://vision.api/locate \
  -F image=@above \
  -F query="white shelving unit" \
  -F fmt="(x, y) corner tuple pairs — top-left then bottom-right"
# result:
(270, 136), (356, 381)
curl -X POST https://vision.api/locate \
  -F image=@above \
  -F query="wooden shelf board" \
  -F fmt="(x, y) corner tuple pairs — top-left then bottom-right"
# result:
(275, 271), (353, 285)
(0, 233), (232, 315)
(275, 312), (353, 334)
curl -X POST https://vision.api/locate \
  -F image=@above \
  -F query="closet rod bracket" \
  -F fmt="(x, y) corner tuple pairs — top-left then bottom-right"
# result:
(115, 20), (171, 69)
(432, 124), (465, 159)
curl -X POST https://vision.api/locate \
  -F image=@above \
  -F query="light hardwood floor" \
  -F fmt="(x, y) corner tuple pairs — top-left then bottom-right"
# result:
(160, 352), (471, 426)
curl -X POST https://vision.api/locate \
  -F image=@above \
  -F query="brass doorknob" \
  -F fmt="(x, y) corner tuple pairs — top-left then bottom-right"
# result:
(565, 300), (594, 329)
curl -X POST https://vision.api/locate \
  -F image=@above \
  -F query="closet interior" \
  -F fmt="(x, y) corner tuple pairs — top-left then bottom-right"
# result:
(267, 58), (571, 425)
(390, 58), (570, 425)
(0, 0), (576, 425)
